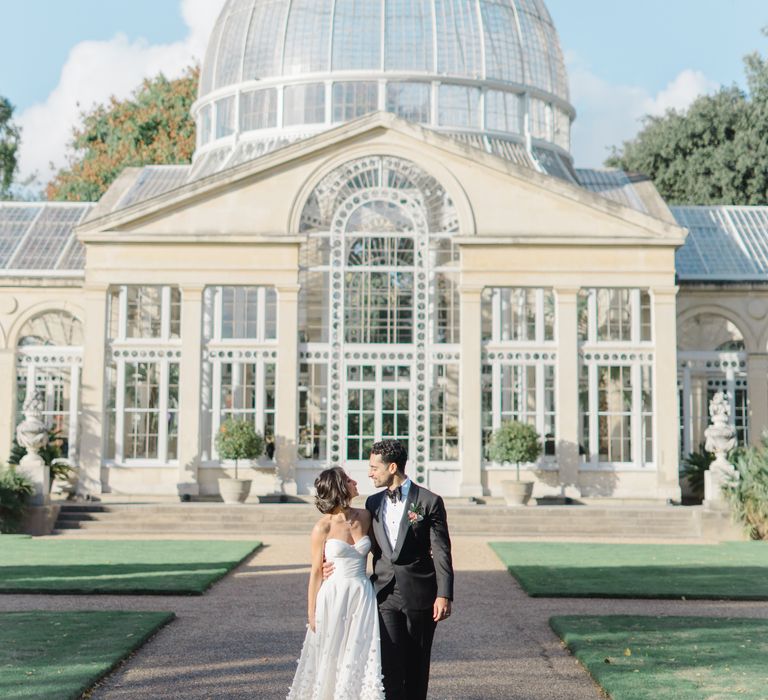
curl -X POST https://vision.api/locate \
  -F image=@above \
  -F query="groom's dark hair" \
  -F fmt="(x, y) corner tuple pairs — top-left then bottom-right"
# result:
(370, 440), (408, 473)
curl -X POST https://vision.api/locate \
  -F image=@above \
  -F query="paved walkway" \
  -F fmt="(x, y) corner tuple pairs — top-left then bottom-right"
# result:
(3, 535), (768, 699)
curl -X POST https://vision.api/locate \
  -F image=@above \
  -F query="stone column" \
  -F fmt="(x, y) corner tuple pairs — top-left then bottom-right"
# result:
(746, 353), (768, 447)
(275, 284), (300, 495)
(653, 287), (682, 501)
(78, 287), (108, 496)
(458, 285), (484, 497)
(0, 348), (15, 467)
(554, 287), (581, 498)
(177, 285), (205, 497)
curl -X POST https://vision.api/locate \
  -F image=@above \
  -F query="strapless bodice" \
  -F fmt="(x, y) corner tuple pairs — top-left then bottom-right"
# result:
(324, 536), (370, 580)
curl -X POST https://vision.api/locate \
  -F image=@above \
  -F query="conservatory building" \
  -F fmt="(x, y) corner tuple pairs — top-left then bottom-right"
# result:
(1, 0), (766, 502)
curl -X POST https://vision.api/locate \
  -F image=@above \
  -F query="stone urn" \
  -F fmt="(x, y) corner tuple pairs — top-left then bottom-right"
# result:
(217, 477), (252, 504)
(15, 392), (50, 506)
(501, 480), (534, 507)
(703, 391), (738, 509)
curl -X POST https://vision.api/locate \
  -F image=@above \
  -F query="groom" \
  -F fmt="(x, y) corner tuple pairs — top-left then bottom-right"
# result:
(366, 439), (454, 700)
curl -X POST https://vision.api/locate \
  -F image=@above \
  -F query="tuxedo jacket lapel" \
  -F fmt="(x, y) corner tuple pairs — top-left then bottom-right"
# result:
(372, 491), (393, 556)
(392, 483), (419, 561)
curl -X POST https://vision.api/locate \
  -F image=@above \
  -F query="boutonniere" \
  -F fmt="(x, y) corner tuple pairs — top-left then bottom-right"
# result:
(407, 502), (424, 527)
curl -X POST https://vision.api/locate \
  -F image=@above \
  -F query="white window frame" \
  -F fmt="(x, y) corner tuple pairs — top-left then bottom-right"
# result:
(105, 285), (182, 467)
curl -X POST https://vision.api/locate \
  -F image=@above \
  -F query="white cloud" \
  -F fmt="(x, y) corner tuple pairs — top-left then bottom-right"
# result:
(17, 0), (225, 188)
(567, 54), (720, 168)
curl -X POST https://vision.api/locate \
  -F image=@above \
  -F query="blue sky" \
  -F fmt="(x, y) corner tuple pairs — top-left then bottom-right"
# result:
(0, 0), (765, 183)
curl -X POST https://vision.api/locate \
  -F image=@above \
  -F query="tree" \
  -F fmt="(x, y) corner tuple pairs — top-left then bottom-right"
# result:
(0, 96), (21, 200)
(47, 66), (199, 202)
(607, 43), (768, 206)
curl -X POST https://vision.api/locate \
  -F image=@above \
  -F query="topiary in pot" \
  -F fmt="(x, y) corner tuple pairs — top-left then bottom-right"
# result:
(215, 419), (264, 479)
(488, 420), (542, 481)
(488, 421), (542, 506)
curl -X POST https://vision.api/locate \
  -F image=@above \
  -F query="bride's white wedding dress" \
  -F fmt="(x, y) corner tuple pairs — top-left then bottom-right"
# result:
(288, 535), (384, 700)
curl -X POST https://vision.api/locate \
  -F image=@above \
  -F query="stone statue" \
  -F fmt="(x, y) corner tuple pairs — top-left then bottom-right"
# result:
(15, 391), (50, 506)
(16, 392), (49, 456)
(703, 391), (738, 508)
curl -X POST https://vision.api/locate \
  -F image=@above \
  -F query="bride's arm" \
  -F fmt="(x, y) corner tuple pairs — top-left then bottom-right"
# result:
(307, 523), (325, 632)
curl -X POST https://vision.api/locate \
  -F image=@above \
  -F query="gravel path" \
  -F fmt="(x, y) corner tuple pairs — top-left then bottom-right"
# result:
(3, 535), (767, 699)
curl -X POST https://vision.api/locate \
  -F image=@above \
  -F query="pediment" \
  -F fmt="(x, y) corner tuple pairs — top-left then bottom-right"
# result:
(77, 113), (686, 248)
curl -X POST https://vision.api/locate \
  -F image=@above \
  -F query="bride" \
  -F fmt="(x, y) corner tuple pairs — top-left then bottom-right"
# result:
(288, 467), (385, 700)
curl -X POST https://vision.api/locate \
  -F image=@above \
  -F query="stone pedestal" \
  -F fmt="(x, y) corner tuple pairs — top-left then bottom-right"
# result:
(18, 454), (50, 507)
(703, 461), (735, 510)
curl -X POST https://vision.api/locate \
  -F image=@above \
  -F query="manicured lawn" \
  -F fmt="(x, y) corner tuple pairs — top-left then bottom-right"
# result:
(551, 615), (768, 700)
(490, 542), (768, 599)
(0, 540), (261, 595)
(0, 611), (173, 700)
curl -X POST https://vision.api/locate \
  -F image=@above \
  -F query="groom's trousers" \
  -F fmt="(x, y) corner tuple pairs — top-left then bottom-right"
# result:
(378, 581), (437, 700)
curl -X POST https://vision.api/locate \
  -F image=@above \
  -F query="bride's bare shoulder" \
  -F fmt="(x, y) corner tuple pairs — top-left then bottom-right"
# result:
(312, 516), (331, 537)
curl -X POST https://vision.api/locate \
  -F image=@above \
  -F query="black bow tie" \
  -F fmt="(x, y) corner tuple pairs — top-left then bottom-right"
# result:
(386, 486), (402, 504)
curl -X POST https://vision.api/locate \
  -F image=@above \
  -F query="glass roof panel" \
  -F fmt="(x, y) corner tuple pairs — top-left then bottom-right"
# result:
(242, 0), (288, 80)
(58, 240), (86, 270)
(332, 0), (382, 71)
(0, 204), (92, 272)
(385, 0), (434, 72)
(516, 2), (552, 92)
(481, 1), (524, 84)
(117, 166), (190, 209)
(0, 205), (41, 267)
(672, 206), (768, 280)
(283, 0), (333, 75)
(12, 206), (87, 270)
(576, 169), (648, 213)
(435, 0), (482, 77)
(213, 0), (252, 88)
(199, 5), (227, 95)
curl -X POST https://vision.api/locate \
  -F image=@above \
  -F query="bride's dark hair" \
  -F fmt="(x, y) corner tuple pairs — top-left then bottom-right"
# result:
(314, 467), (351, 514)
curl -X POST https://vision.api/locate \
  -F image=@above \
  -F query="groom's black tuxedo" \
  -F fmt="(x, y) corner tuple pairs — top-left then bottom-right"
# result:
(366, 482), (454, 700)
(367, 482), (454, 607)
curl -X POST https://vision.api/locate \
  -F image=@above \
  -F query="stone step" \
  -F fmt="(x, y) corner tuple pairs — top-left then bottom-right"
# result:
(52, 503), (734, 540)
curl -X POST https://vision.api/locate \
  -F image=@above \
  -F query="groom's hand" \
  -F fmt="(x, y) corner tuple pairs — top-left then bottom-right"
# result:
(321, 560), (335, 579)
(433, 596), (451, 623)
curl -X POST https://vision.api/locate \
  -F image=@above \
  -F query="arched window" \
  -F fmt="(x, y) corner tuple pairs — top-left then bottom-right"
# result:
(18, 311), (83, 347)
(15, 310), (83, 462)
(677, 313), (748, 455)
(295, 155), (460, 490)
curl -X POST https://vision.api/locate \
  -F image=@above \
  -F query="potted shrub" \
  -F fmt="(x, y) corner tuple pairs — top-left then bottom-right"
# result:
(488, 420), (542, 506)
(215, 418), (264, 504)
(0, 466), (34, 533)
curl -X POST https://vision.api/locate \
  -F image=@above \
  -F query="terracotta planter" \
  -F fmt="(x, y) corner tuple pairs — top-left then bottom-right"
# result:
(501, 480), (534, 507)
(218, 477), (252, 504)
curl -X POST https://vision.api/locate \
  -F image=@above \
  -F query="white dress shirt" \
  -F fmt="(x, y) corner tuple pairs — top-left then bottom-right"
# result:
(382, 478), (412, 549)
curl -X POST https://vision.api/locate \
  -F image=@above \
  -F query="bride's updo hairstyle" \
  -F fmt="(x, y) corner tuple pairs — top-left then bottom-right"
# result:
(314, 467), (351, 514)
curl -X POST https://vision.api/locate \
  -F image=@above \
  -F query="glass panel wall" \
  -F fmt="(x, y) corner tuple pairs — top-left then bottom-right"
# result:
(284, 83), (326, 126)
(240, 89), (277, 132)
(482, 287), (557, 459)
(105, 285), (182, 464)
(201, 286), (279, 461)
(578, 288), (656, 468)
(438, 85), (481, 128)
(386, 82), (431, 124)
(332, 82), (378, 122)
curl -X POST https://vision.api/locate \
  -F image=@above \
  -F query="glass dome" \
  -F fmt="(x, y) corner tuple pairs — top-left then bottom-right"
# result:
(191, 0), (575, 179)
